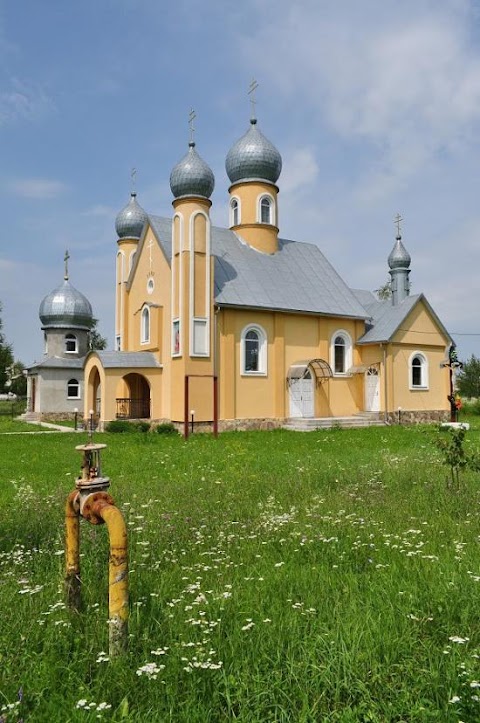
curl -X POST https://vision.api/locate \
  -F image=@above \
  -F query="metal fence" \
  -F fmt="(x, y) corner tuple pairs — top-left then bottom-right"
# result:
(115, 398), (151, 420)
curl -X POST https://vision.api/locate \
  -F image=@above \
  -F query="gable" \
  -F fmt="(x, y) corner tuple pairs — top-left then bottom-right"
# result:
(392, 298), (450, 347)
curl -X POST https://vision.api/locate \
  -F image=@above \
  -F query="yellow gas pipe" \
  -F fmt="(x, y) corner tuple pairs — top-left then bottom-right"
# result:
(65, 442), (129, 657)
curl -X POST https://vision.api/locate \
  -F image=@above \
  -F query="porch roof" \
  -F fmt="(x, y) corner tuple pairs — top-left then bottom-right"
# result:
(89, 351), (162, 369)
(287, 359), (333, 384)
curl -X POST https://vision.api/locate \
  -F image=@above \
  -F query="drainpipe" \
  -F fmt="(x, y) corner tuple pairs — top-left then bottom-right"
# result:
(382, 344), (388, 424)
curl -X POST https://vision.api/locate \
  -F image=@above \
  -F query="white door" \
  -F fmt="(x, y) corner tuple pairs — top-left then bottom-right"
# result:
(289, 371), (315, 418)
(365, 367), (380, 412)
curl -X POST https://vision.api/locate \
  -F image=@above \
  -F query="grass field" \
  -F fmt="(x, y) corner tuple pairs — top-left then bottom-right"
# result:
(1, 420), (480, 721)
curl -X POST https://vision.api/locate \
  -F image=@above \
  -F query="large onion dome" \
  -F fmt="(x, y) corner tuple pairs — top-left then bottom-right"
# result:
(388, 236), (411, 269)
(39, 279), (93, 330)
(226, 118), (282, 185)
(115, 192), (148, 240)
(170, 142), (215, 200)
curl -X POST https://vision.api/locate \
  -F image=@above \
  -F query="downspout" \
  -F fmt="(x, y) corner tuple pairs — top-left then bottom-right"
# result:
(382, 343), (388, 424)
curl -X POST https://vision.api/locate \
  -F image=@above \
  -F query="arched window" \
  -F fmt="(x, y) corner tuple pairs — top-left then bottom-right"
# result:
(260, 197), (272, 224)
(241, 325), (267, 375)
(410, 352), (428, 389)
(330, 331), (352, 375)
(230, 198), (240, 227)
(141, 306), (150, 344)
(65, 334), (77, 353)
(67, 378), (80, 399)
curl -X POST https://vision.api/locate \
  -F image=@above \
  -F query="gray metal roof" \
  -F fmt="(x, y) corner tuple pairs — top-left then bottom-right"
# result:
(170, 142), (215, 200)
(226, 119), (282, 185)
(39, 279), (93, 330)
(388, 236), (411, 269)
(28, 356), (85, 371)
(146, 216), (368, 320)
(115, 192), (148, 240)
(88, 351), (162, 369)
(355, 292), (452, 345)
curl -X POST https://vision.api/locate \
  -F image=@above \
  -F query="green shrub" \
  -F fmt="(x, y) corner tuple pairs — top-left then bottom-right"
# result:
(105, 420), (137, 433)
(155, 422), (178, 435)
(134, 421), (151, 433)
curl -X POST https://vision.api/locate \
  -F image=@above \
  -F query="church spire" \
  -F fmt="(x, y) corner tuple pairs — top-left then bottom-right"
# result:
(388, 214), (411, 305)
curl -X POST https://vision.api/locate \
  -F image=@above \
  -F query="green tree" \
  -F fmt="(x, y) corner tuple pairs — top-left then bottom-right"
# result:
(8, 360), (27, 396)
(0, 301), (13, 392)
(89, 317), (108, 351)
(375, 282), (392, 300)
(457, 355), (480, 398)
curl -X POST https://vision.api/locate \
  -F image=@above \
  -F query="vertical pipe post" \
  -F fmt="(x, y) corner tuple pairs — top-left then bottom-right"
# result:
(65, 491), (81, 611)
(184, 375), (189, 439)
(213, 375), (218, 438)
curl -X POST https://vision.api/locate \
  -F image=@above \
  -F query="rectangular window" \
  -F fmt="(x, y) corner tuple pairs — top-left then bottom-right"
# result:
(192, 318), (208, 356)
(172, 319), (180, 356)
(115, 335), (121, 351)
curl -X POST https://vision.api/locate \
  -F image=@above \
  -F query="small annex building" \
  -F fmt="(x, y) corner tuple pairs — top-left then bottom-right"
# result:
(83, 113), (452, 430)
(26, 257), (94, 419)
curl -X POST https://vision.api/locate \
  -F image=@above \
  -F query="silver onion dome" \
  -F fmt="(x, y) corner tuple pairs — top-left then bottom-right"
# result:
(170, 142), (215, 200)
(39, 279), (93, 330)
(388, 236), (411, 269)
(115, 192), (148, 240)
(226, 118), (282, 185)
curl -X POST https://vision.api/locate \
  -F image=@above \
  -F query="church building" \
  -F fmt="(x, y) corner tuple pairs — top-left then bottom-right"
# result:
(26, 255), (94, 418)
(83, 111), (452, 431)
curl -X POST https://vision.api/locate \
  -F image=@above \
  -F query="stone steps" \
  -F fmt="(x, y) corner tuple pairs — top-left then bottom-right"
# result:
(283, 414), (385, 431)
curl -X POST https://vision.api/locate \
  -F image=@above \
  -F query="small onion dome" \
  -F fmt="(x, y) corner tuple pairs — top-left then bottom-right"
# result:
(39, 279), (93, 330)
(225, 118), (282, 185)
(115, 192), (148, 240)
(388, 236), (411, 269)
(170, 142), (215, 200)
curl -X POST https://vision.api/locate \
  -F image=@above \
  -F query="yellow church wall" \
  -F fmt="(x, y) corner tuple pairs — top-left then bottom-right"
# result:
(390, 344), (449, 411)
(393, 303), (448, 347)
(229, 181), (279, 254)
(217, 309), (368, 420)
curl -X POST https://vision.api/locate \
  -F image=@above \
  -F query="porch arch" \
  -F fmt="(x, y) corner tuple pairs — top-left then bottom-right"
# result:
(116, 373), (151, 419)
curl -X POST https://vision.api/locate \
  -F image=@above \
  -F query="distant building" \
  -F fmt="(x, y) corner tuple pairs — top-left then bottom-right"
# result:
(82, 112), (452, 429)
(26, 257), (94, 418)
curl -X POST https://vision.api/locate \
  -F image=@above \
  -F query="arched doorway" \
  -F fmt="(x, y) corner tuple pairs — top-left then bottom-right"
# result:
(116, 373), (151, 419)
(87, 366), (102, 416)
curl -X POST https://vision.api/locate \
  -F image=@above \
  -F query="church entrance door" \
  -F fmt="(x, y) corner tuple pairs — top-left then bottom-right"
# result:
(365, 367), (380, 412)
(289, 371), (314, 418)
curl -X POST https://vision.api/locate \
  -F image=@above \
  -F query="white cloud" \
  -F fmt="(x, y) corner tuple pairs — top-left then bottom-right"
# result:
(8, 178), (68, 200)
(0, 77), (53, 126)
(239, 0), (480, 194)
(281, 148), (318, 194)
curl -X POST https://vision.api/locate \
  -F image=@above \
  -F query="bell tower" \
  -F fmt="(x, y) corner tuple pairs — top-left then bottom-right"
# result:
(169, 112), (215, 423)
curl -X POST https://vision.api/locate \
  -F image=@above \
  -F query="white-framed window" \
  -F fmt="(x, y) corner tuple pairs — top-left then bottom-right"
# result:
(192, 318), (208, 356)
(115, 335), (121, 351)
(65, 334), (77, 353)
(241, 324), (267, 375)
(257, 194), (275, 225)
(44, 333), (48, 355)
(330, 330), (352, 375)
(172, 319), (180, 356)
(409, 352), (429, 389)
(230, 197), (240, 227)
(129, 251), (136, 274)
(67, 378), (80, 399)
(141, 305), (150, 344)
(147, 277), (154, 294)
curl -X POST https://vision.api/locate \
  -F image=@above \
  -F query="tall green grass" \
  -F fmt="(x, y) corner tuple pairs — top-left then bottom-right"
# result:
(1, 424), (480, 721)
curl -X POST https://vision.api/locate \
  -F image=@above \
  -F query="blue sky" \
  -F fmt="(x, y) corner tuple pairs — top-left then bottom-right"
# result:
(1, 0), (480, 364)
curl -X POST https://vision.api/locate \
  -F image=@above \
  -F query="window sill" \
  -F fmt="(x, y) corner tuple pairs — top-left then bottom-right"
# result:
(241, 371), (267, 377)
(410, 386), (429, 391)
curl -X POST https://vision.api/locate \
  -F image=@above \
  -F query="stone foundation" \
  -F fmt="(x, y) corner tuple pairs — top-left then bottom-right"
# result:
(386, 409), (450, 425)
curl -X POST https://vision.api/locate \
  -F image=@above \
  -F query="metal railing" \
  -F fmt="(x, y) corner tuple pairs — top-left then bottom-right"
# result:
(115, 398), (151, 420)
